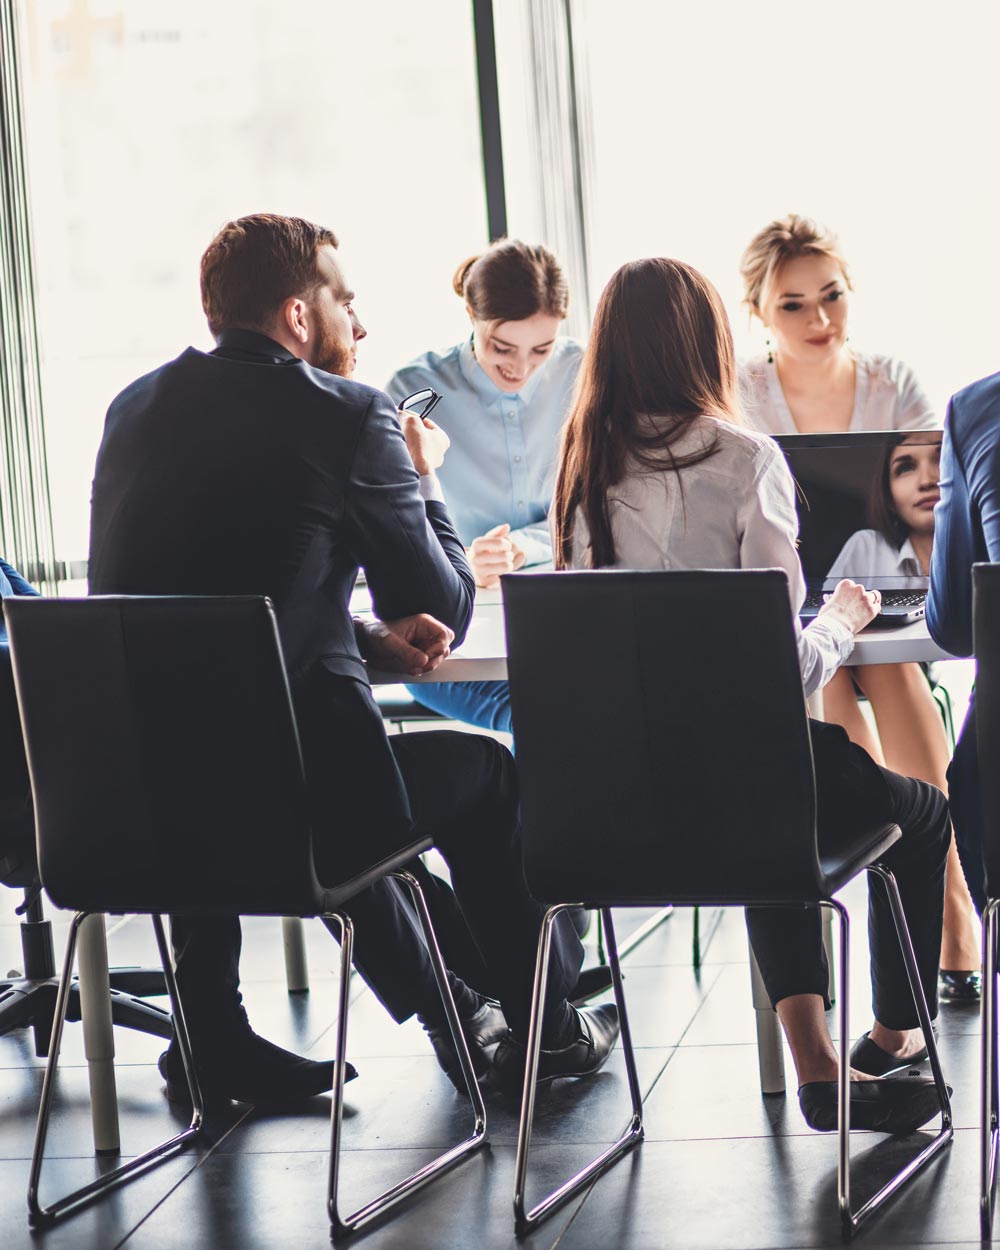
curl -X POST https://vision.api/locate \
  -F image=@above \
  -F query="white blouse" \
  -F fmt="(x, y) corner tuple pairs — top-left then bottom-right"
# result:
(739, 352), (939, 435)
(561, 417), (855, 697)
(825, 529), (926, 589)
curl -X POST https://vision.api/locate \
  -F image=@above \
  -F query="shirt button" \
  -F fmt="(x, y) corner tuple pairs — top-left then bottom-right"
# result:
(506, 411), (515, 419)
(514, 455), (522, 463)
(517, 500), (524, 507)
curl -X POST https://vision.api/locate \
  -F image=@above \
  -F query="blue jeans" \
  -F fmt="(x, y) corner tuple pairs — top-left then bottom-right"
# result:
(405, 680), (513, 737)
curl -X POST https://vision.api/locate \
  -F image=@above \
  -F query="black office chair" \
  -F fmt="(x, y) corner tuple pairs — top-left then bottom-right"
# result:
(503, 569), (952, 1236)
(0, 622), (172, 1055)
(973, 562), (1000, 1236)
(4, 596), (486, 1236)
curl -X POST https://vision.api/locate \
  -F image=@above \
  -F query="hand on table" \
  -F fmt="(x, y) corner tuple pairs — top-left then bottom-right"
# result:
(399, 412), (450, 475)
(356, 614), (454, 677)
(817, 579), (880, 634)
(467, 523), (527, 589)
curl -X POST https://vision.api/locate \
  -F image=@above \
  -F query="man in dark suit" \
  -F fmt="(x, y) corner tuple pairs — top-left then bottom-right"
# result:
(88, 214), (618, 1106)
(927, 370), (1000, 914)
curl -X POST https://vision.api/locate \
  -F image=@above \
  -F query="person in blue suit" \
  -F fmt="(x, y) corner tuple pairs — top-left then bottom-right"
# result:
(926, 371), (1000, 914)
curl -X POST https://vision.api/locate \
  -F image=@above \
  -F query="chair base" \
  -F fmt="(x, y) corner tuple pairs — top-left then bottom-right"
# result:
(830, 867), (952, 1235)
(327, 870), (488, 1243)
(513, 868), (953, 1237)
(0, 894), (172, 1057)
(514, 905), (644, 1234)
(27, 911), (204, 1227)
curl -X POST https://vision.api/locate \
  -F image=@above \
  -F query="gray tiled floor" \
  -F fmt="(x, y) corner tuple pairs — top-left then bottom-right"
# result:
(0, 887), (985, 1249)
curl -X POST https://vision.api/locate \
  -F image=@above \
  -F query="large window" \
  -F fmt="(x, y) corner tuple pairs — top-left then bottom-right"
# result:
(578, 0), (1000, 413)
(21, 1), (488, 562)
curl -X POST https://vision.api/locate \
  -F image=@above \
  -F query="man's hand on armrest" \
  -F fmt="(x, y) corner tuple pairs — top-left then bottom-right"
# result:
(354, 614), (455, 677)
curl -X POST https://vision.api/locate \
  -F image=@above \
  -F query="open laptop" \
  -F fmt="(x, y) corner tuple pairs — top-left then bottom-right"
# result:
(771, 430), (942, 627)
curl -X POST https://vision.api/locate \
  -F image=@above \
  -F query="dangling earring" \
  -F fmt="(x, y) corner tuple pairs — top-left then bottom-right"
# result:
(766, 338), (774, 365)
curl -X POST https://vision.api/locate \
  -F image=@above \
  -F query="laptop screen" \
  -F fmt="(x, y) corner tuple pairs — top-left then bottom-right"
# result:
(771, 430), (942, 593)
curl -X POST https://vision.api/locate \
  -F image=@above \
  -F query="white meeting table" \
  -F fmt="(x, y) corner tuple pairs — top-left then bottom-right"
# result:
(367, 585), (953, 684)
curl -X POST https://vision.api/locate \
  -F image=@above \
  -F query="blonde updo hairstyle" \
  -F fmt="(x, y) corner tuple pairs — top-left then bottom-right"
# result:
(739, 213), (852, 320)
(452, 239), (569, 334)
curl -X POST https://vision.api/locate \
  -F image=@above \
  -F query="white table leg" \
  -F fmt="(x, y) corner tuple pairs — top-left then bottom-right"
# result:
(282, 917), (309, 993)
(77, 914), (120, 1154)
(749, 935), (785, 1095)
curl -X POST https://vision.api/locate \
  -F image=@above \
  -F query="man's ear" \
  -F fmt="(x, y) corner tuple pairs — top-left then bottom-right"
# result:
(281, 296), (310, 344)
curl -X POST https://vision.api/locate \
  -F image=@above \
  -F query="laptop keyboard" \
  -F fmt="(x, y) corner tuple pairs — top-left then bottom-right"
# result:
(802, 589), (926, 611)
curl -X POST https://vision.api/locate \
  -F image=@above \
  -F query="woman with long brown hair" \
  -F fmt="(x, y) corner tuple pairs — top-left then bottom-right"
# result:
(552, 257), (951, 1135)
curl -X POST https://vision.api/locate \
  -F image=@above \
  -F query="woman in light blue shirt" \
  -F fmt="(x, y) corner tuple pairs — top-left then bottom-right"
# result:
(385, 240), (583, 735)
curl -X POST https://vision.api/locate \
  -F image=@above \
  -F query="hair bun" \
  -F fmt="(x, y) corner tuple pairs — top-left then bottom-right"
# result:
(452, 253), (482, 299)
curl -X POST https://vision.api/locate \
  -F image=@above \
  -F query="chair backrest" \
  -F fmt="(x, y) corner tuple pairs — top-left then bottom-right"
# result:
(974, 563), (1000, 897)
(3, 595), (323, 916)
(502, 569), (822, 905)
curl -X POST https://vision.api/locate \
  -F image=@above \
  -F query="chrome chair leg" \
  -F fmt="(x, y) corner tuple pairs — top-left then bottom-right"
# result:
(833, 865), (953, 1235)
(513, 902), (643, 1233)
(28, 911), (203, 1227)
(327, 871), (488, 1243)
(981, 897), (1000, 1238)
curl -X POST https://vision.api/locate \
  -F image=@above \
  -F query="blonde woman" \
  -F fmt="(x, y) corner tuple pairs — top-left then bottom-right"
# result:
(739, 214), (979, 1000)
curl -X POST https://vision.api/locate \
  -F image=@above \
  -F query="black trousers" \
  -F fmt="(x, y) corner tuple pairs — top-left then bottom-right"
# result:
(171, 673), (583, 1049)
(746, 720), (950, 1029)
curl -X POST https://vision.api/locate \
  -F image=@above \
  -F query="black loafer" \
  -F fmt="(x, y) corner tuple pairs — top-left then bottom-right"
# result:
(798, 1076), (947, 1134)
(425, 995), (508, 1092)
(850, 1030), (929, 1076)
(488, 1003), (620, 1104)
(158, 1032), (355, 1108)
(939, 969), (982, 1003)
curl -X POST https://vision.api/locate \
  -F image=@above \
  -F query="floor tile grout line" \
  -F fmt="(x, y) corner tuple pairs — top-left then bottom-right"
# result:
(113, 1106), (257, 1249)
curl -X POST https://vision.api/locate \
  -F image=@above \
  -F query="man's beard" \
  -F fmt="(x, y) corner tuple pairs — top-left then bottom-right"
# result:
(312, 319), (355, 378)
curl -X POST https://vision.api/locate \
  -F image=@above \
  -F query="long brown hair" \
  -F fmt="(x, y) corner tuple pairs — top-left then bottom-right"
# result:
(553, 258), (741, 569)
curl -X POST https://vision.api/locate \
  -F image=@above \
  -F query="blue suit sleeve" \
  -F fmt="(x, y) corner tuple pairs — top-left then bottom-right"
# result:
(0, 559), (39, 598)
(927, 403), (975, 656)
(345, 392), (475, 645)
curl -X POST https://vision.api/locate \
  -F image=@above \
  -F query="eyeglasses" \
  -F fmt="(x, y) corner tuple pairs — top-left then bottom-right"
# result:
(398, 388), (442, 421)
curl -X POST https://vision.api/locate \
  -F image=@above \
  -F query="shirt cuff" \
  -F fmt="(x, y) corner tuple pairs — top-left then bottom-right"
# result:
(418, 472), (445, 505)
(809, 613), (856, 660)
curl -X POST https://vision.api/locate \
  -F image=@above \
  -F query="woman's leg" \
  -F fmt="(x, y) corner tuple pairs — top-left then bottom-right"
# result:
(853, 662), (980, 972)
(819, 667), (885, 764)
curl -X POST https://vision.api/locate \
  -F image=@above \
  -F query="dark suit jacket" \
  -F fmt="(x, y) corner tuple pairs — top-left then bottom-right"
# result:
(926, 369), (1000, 909)
(89, 329), (476, 876)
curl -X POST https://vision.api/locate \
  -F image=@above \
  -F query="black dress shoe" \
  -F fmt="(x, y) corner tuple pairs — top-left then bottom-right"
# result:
(488, 1003), (620, 1104)
(939, 969), (982, 1003)
(850, 1030), (929, 1076)
(425, 995), (508, 1093)
(158, 1031), (356, 1108)
(798, 1076), (947, 1134)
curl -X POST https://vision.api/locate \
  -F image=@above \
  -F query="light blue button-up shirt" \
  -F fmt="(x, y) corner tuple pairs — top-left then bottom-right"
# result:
(385, 336), (583, 566)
